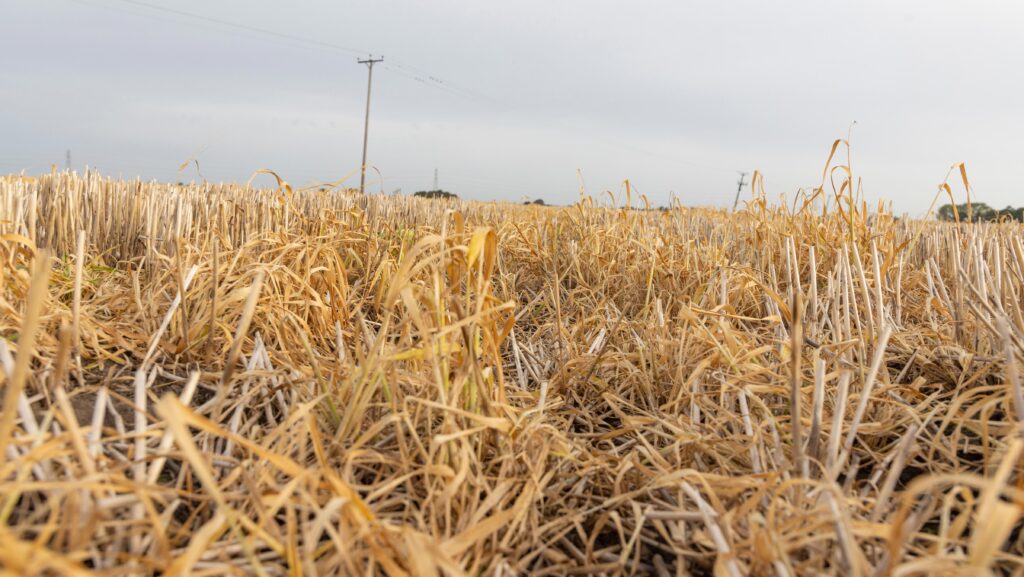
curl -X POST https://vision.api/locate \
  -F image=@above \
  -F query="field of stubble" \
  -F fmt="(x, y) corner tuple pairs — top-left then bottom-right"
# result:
(0, 162), (1022, 576)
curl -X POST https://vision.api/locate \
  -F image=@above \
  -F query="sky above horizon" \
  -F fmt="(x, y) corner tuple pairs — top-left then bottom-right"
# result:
(3, 0), (1023, 213)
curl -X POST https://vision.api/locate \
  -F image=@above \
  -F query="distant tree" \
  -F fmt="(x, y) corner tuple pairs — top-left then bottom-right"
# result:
(413, 189), (458, 200)
(936, 202), (1024, 223)
(937, 202), (1000, 222)
(936, 204), (956, 221)
(523, 198), (546, 205)
(973, 203), (996, 221)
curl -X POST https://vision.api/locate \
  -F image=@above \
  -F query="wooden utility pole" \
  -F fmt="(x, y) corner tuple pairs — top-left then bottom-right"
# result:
(358, 55), (383, 194)
(732, 171), (748, 211)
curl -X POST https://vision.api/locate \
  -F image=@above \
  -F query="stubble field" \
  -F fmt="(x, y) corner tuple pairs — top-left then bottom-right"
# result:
(1, 156), (1022, 576)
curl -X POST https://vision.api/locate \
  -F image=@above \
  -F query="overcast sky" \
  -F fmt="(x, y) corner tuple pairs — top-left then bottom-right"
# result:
(3, 1), (1022, 212)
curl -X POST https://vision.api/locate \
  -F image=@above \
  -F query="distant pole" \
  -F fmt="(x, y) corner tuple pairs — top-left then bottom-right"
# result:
(433, 168), (438, 191)
(358, 55), (384, 194)
(65, 150), (71, 171)
(732, 171), (748, 211)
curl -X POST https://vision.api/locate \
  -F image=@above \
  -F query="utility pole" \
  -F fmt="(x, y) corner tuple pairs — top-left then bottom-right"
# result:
(433, 168), (438, 191)
(65, 150), (71, 171)
(358, 55), (384, 194)
(732, 171), (748, 211)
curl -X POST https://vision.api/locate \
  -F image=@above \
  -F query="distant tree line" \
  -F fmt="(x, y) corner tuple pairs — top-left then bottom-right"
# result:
(412, 190), (554, 206)
(413, 189), (458, 200)
(937, 203), (1024, 222)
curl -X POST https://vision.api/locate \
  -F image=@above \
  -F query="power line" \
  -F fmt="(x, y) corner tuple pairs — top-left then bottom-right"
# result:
(105, 0), (467, 99)
(103, 0), (480, 106)
(381, 63), (742, 176)
(59, 0), (747, 183)
(109, 0), (368, 56)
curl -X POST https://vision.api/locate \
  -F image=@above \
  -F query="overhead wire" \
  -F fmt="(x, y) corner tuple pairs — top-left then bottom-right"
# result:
(51, 0), (746, 179)
(110, 0), (369, 56)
